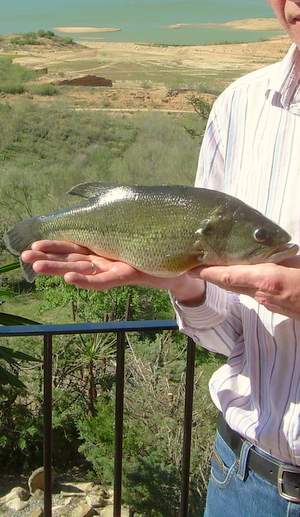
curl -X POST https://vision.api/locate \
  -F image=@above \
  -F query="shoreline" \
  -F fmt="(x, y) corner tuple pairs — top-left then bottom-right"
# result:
(164, 17), (282, 32)
(51, 17), (283, 44)
(0, 17), (284, 46)
(54, 26), (121, 34)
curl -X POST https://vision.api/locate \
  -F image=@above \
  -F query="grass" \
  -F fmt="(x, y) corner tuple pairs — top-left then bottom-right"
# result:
(0, 101), (203, 324)
(51, 60), (239, 93)
(49, 59), (103, 73)
(0, 101), (202, 228)
(3, 292), (73, 323)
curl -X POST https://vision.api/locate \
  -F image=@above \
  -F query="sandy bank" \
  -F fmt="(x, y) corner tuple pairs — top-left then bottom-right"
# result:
(12, 36), (290, 74)
(164, 18), (282, 32)
(54, 27), (121, 33)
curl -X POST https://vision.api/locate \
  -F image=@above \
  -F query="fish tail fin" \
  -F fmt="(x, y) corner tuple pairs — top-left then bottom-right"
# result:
(3, 218), (42, 283)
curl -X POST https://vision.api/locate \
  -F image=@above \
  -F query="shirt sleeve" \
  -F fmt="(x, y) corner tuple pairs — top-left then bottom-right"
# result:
(171, 285), (243, 356)
(171, 104), (243, 357)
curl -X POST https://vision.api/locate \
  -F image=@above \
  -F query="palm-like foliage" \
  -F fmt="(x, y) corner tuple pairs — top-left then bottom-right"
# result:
(0, 261), (39, 388)
(72, 332), (117, 415)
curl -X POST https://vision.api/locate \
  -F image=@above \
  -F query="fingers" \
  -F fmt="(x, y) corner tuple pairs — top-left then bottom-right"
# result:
(64, 266), (139, 290)
(191, 265), (267, 290)
(23, 248), (141, 289)
(31, 240), (91, 255)
(190, 264), (287, 301)
(198, 266), (257, 287)
(30, 255), (116, 277)
(22, 249), (94, 264)
(32, 260), (97, 277)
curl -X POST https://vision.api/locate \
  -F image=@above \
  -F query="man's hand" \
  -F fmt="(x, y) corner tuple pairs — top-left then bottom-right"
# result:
(191, 256), (300, 319)
(22, 241), (300, 318)
(21, 240), (206, 306)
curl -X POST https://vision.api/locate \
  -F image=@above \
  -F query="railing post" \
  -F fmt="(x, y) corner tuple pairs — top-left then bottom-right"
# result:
(43, 334), (53, 517)
(114, 330), (125, 517)
(179, 336), (196, 517)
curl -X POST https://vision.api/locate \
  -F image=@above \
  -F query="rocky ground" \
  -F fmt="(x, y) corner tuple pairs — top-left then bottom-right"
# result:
(0, 467), (129, 517)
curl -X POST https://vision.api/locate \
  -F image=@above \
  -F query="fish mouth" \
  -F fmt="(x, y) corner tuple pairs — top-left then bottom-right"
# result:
(265, 243), (299, 263)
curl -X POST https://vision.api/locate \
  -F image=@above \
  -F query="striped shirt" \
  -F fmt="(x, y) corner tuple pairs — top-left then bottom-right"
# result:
(173, 44), (300, 464)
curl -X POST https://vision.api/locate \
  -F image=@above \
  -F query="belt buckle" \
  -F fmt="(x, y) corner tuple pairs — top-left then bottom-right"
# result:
(278, 465), (300, 503)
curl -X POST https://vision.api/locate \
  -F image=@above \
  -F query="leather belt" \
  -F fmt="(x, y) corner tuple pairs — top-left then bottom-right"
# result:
(217, 414), (300, 503)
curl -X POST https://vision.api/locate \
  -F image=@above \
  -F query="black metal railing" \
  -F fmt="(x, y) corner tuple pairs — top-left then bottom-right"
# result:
(0, 320), (196, 517)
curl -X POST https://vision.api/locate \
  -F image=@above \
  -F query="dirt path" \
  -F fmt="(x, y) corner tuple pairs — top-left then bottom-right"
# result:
(73, 107), (194, 113)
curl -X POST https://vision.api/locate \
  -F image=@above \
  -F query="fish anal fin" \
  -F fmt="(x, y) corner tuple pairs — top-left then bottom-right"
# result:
(20, 260), (37, 283)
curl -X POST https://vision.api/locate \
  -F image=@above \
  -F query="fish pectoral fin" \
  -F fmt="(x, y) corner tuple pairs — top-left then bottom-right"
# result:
(67, 182), (120, 199)
(191, 245), (207, 264)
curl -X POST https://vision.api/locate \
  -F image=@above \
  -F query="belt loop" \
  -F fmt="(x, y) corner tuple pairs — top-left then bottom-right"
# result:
(237, 440), (253, 481)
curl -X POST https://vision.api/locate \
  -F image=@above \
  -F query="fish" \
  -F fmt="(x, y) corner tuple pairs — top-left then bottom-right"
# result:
(3, 182), (299, 283)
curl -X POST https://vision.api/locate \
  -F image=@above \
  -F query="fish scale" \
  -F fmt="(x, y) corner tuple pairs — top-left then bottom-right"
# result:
(3, 182), (298, 283)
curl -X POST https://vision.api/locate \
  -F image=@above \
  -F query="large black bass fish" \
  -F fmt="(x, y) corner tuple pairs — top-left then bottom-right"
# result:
(4, 182), (298, 282)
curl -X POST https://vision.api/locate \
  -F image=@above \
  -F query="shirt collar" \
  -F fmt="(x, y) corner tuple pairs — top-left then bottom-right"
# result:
(267, 43), (300, 112)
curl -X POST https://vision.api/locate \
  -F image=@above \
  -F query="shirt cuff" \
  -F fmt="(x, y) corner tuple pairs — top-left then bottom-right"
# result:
(171, 282), (228, 331)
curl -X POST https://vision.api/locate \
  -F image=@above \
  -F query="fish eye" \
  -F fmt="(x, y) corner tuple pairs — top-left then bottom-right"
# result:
(254, 228), (269, 243)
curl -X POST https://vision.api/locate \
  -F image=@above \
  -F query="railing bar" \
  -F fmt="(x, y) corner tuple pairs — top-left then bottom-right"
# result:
(179, 336), (196, 517)
(43, 334), (53, 517)
(0, 319), (178, 337)
(113, 330), (126, 517)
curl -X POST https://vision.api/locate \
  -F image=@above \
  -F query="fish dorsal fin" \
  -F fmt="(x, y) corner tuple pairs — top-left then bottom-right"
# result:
(67, 182), (118, 199)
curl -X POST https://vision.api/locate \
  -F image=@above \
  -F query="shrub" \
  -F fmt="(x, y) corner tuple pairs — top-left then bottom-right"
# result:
(189, 95), (212, 121)
(142, 80), (152, 89)
(0, 385), (44, 472)
(9, 31), (74, 47)
(123, 451), (181, 516)
(37, 29), (55, 39)
(0, 82), (25, 94)
(61, 37), (74, 45)
(0, 56), (35, 84)
(29, 83), (59, 96)
(10, 34), (40, 46)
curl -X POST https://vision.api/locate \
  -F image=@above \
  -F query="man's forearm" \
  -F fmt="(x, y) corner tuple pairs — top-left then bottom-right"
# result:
(169, 276), (206, 307)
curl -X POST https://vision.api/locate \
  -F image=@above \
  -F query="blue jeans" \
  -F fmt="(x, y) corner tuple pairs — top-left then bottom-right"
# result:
(204, 432), (300, 517)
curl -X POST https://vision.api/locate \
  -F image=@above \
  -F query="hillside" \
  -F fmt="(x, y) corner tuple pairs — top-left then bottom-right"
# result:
(0, 32), (291, 111)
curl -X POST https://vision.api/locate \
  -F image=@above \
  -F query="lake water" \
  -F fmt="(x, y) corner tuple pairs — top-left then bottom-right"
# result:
(0, 0), (281, 45)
